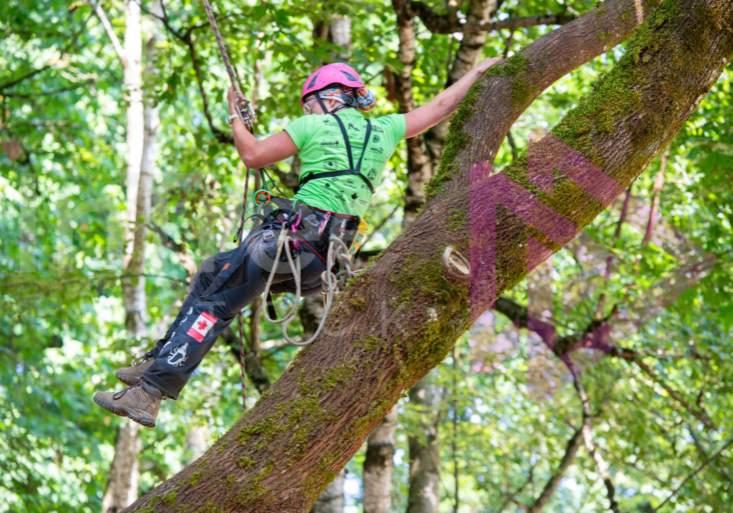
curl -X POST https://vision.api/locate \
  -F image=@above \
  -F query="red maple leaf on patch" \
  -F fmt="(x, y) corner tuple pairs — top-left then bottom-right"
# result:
(197, 320), (209, 331)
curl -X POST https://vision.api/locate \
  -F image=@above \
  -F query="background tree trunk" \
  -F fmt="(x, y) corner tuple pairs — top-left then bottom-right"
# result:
(184, 425), (211, 465)
(424, 0), (498, 170)
(363, 405), (398, 513)
(309, 469), (346, 513)
(105, 4), (160, 510)
(121, 0), (146, 337)
(392, 0), (433, 229)
(101, 423), (140, 513)
(123, 0), (733, 510)
(406, 374), (442, 513)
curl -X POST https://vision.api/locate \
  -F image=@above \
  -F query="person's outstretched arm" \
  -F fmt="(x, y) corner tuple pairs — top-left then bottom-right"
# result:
(404, 57), (502, 139)
(227, 88), (299, 169)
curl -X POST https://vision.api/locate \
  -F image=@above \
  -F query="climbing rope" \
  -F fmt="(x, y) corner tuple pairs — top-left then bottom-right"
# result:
(200, 0), (255, 131)
(262, 220), (358, 346)
(200, 0), (258, 413)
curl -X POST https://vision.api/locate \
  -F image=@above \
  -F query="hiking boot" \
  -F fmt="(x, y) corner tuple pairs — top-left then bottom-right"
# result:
(93, 379), (162, 428)
(116, 351), (155, 386)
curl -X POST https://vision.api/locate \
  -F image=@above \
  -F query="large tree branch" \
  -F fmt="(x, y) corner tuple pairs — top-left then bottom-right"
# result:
(123, 0), (733, 511)
(408, 0), (575, 33)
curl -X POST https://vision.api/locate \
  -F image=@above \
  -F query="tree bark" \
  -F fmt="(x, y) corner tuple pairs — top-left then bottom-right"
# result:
(406, 375), (442, 513)
(123, 0), (733, 511)
(363, 405), (398, 513)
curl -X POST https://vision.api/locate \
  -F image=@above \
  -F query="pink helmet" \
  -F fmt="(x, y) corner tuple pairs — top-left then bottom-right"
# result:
(301, 63), (364, 106)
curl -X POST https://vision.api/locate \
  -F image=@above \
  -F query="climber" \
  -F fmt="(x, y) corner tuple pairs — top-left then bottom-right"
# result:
(93, 57), (502, 428)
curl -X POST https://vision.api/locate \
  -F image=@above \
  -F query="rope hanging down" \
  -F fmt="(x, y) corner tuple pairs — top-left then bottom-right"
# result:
(200, 0), (255, 131)
(200, 0), (257, 412)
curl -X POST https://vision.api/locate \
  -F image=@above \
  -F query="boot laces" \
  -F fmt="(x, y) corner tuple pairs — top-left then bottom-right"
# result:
(133, 350), (154, 366)
(112, 382), (140, 400)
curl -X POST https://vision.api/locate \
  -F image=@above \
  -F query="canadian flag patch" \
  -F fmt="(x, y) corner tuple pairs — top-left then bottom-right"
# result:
(187, 311), (218, 342)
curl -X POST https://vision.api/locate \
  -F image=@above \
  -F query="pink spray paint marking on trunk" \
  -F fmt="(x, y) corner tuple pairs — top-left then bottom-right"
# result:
(468, 133), (715, 397)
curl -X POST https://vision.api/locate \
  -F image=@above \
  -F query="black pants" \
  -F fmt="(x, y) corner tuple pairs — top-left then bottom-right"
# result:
(142, 218), (327, 399)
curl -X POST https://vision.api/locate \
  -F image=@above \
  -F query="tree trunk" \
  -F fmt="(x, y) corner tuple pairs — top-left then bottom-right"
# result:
(392, 0), (433, 229)
(123, 0), (733, 510)
(103, 2), (148, 511)
(102, 423), (140, 513)
(329, 15), (351, 60)
(105, 5), (161, 511)
(363, 405), (398, 513)
(121, 0), (146, 337)
(406, 375), (442, 513)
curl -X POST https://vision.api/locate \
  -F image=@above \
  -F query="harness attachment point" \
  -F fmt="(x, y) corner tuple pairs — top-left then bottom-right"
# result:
(254, 189), (272, 207)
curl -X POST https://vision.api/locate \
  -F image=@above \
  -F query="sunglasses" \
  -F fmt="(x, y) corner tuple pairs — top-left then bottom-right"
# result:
(303, 98), (317, 114)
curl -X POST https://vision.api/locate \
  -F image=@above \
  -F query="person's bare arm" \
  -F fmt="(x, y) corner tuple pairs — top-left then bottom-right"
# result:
(228, 88), (299, 169)
(404, 57), (502, 139)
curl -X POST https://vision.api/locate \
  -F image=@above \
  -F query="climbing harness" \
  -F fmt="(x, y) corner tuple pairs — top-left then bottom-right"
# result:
(299, 96), (376, 193)
(260, 210), (360, 346)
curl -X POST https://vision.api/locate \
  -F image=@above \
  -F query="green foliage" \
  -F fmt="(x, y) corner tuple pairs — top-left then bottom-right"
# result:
(3, 0), (733, 511)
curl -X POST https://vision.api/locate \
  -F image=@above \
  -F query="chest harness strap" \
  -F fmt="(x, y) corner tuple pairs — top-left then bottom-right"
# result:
(299, 97), (375, 193)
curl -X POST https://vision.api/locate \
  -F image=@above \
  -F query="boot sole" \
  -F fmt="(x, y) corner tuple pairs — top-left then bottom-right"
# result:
(115, 373), (141, 386)
(93, 396), (157, 428)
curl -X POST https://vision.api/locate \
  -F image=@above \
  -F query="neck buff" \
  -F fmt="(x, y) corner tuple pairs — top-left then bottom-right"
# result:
(311, 86), (376, 112)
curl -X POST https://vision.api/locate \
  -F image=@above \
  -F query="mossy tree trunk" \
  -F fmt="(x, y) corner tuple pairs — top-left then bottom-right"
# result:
(122, 0), (733, 511)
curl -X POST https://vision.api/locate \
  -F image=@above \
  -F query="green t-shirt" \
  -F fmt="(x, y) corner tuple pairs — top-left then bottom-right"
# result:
(284, 109), (405, 218)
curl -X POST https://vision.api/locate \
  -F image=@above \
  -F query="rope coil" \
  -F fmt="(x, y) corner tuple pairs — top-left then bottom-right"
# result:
(262, 222), (358, 346)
